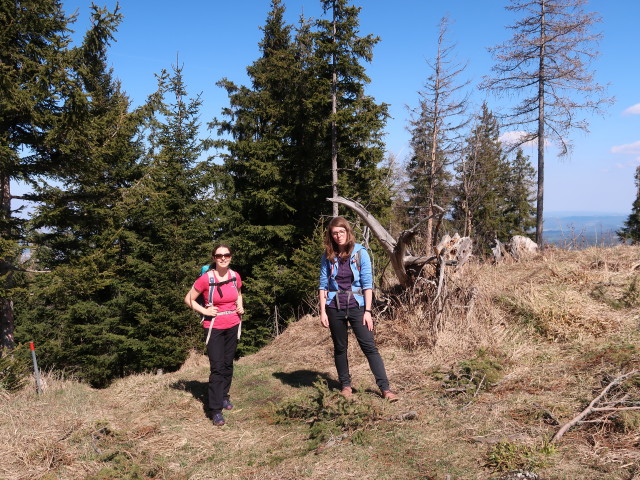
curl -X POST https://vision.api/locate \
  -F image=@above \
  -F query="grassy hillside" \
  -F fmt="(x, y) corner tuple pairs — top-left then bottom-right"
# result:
(2, 246), (639, 480)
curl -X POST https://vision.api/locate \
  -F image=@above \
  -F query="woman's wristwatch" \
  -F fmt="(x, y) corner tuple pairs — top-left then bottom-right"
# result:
(364, 309), (372, 313)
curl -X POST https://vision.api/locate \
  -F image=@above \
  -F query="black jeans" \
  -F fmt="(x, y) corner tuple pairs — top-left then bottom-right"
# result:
(327, 307), (390, 392)
(204, 324), (239, 415)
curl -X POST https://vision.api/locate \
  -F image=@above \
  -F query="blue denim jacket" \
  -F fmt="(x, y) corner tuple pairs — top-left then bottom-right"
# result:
(319, 243), (372, 307)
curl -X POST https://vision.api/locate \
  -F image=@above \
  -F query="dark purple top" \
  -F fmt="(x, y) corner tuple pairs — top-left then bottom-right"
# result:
(328, 256), (359, 310)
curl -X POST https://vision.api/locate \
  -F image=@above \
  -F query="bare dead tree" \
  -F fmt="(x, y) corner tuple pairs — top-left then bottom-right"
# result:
(406, 16), (469, 249)
(482, 0), (613, 245)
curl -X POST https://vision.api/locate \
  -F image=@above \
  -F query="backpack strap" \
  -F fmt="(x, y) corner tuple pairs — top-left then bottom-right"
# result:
(207, 271), (215, 305)
(353, 249), (361, 271)
(207, 269), (238, 301)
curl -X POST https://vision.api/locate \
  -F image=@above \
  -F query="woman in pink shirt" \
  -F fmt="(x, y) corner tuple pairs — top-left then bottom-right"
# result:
(185, 244), (244, 426)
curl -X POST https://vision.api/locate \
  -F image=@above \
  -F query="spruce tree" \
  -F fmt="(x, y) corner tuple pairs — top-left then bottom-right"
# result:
(103, 62), (214, 377)
(210, 0), (301, 351)
(451, 103), (504, 253)
(452, 106), (536, 254)
(618, 166), (640, 244)
(18, 56), (216, 386)
(14, 5), (150, 386)
(27, 5), (140, 266)
(502, 148), (536, 239)
(0, 0), (78, 351)
(210, 0), (390, 349)
(314, 0), (390, 213)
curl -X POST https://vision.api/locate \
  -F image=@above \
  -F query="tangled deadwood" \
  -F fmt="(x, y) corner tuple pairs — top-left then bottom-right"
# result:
(328, 196), (472, 289)
(329, 197), (474, 346)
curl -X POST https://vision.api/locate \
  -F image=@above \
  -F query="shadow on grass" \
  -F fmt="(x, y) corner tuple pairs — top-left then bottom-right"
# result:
(272, 370), (340, 390)
(171, 379), (208, 416)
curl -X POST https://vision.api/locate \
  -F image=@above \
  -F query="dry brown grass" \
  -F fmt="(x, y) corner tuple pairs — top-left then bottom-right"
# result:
(2, 245), (639, 480)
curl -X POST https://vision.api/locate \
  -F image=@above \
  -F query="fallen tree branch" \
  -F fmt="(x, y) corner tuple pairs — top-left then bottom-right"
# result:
(591, 406), (640, 412)
(551, 370), (639, 443)
(3, 264), (50, 273)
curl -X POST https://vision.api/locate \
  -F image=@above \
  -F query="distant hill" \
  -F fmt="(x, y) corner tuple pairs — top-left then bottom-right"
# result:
(543, 212), (627, 246)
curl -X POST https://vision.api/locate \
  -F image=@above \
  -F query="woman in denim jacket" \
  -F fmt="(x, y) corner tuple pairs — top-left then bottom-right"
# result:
(319, 216), (398, 401)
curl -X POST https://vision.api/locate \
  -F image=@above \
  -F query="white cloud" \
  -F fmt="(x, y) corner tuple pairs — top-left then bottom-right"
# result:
(611, 141), (640, 155)
(622, 103), (640, 115)
(499, 131), (538, 148)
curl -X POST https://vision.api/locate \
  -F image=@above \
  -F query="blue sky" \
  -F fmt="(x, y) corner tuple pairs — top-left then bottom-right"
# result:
(56, 0), (639, 215)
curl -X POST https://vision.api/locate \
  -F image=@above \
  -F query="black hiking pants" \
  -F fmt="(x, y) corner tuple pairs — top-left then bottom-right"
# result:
(327, 306), (390, 392)
(204, 324), (239, 415)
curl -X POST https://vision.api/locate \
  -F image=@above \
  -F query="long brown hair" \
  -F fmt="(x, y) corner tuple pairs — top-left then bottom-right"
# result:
(324, 216), (355, 260)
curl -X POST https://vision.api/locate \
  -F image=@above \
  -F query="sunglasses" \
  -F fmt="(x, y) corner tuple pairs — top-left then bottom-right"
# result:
(214, 253), (232, 259)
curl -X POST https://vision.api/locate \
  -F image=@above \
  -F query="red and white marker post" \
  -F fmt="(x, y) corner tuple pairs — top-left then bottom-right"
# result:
(29, 342), (43, 394)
